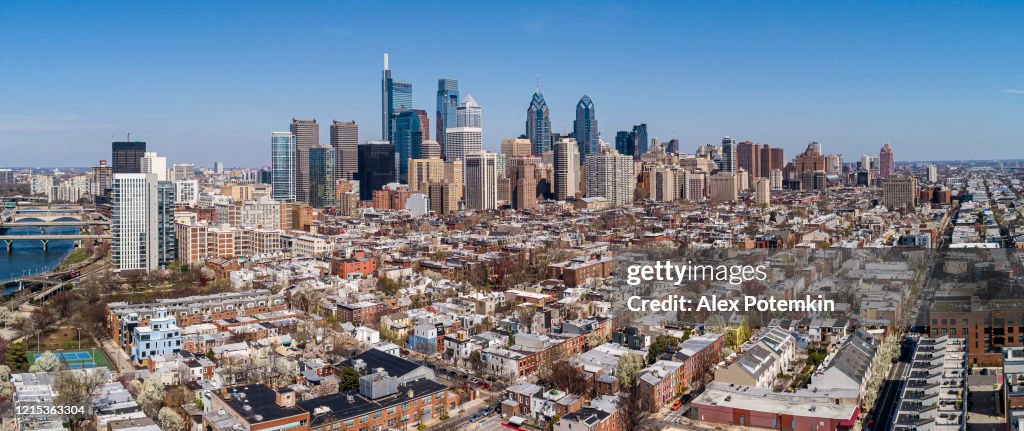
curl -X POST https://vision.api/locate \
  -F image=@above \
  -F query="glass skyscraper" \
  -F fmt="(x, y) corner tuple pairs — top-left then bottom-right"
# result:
(436, 78), (459, 158)
(615, 131), (632, 157)
(393, 109), (428, 183)
(156, 180), (176, 266)
(112, 141), (146, 174)
(358, 141), (396, 200)
(632, 124), (648, 157)
(574, 95), (598, 163)
(308, 145), (336, 209)
(271, 132), (296, 201)
(381, 54), (413, 144)
(526, 89), (552, 155)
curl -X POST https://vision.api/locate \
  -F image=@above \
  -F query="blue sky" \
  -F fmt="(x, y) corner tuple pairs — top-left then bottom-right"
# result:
(1, 0), (1022, 167)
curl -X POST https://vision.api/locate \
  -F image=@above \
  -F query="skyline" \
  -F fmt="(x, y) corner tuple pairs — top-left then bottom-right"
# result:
(1, 1), (1023, 167)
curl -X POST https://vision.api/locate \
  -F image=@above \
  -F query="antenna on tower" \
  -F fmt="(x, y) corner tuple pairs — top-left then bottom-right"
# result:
(384, 53), (389, 70)
(535, 75), (540, 93)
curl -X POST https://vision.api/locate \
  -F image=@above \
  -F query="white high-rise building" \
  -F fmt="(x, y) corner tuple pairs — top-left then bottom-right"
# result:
(174, 180), (198, 206)
(755, 177), (771, 206)
(926, 164), (938, 183)
(464, 151), (498, 210)
(585, 146), (634, 207)
(456, 95), (481, 128)
(650, 165), (678, 202)
(172, 163), (195, 180)
(554, 138), (580, 200)
(444, 127), (482, 162)
(112, 173), (159, 272)
(141, 152), (167, 181)
(769, 169), (783, 190)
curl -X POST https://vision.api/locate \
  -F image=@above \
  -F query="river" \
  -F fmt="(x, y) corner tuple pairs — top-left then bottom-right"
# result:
(0, 225), (77, 287)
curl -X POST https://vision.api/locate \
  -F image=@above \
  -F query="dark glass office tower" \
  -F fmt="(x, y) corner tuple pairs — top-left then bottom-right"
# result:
(436, 79), (459, 158)
(631, 124), (648, 157)
(393, 110), (429, 183)
(526, 89), (552, 155)
(358, 141), (396, 200)
(615, 131), (632, 156)
(381, 53), (412, 144)
(156, 180), (176, 266)
(573, 95), (598, 162)
(112, 141), (146, 174)
(309, 145), (336, 208)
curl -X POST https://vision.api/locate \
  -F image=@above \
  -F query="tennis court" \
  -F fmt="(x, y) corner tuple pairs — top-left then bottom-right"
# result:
(27, 348), (112, 370)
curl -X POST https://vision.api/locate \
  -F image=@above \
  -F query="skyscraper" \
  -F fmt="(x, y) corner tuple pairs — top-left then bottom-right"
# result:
(444, 127), (482, 162)
(436, 79), (459, 157)
(526, 89), (552, 155)
(271, 132), (296, 202)
(381, 53), (412, 144)
(393, 110), (429, 183)
(631, 124), (648, 157)
(573, 95), (599, 162)
(457, 95), (481, 128)
(290, 118), (319, 202)
(464, 151), (498, 210)
(754, 178), (771, 206)
(141, 152), (167, 181)
(879, 143), (894, 179)
(736, 141), (761, 178)
(330, 120), (358, 181)
(615, 131), (632, 157)
(585, 146), (634, 207)
(112, 173), (158, 273)
(507, 156), (539, 210)
(112, 141), (146, 174)
(719, 136), (738, 174)
(308, 145), (336, 208)
(358, 141), (396, 201)
(501, 138), (532, 158)
(156, 180), (176, 265)
(553, 138), (580, 201)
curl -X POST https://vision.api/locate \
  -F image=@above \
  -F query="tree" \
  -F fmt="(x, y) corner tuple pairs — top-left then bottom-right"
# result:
(0, 308), (14, 329)
(339, 367), (360, 390)
(377, 276), (401, 296)
(618, 384), (651, 431)
(548, 361), (589, 396)
(0, 365), (13, 399)
(137, 377), (166, 418)
(29, 351), (63, 372)
(3, 343), (27, 371)
(158, 407), (185, 431)
(272, 359), (297, 387)
(614, 353), (645, 390)
(53, 369), (105, 428)
(311, 375), (341, 398)
(647, 335), (679, 364)
(467, 350), (484, 374)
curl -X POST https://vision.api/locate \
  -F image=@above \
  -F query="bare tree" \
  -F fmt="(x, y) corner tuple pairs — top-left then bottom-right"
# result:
(618, 384), (651, 431)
